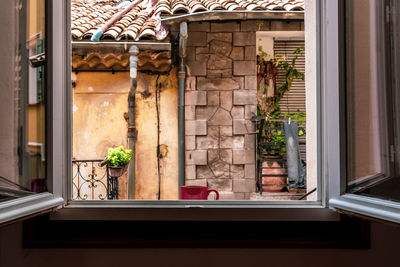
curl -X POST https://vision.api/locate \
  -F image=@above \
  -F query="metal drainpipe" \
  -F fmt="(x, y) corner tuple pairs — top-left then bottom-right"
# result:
(178, 22), (188, 197)
(128, 46), (139, 200)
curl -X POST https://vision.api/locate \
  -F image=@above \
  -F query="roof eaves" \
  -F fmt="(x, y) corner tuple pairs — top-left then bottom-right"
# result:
(160, 10), (304, 24)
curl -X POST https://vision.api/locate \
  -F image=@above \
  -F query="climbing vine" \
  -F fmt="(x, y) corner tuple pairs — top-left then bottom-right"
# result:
(257, 46), (305, 118)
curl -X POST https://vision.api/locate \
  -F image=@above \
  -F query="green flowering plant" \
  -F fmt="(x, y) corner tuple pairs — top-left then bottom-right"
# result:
(105, 146), (133, 167)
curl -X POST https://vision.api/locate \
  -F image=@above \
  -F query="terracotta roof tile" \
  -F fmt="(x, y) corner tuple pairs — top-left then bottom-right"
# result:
(72, 0), (304, 41)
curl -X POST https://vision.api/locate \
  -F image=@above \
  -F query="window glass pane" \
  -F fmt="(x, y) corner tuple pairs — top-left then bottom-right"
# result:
(0, 0), (47, 202)
(346, 0), (400, 202)
(70, 1), (318, 201)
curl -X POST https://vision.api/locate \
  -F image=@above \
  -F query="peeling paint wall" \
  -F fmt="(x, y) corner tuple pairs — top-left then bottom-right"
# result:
(73, 69), (178, 200)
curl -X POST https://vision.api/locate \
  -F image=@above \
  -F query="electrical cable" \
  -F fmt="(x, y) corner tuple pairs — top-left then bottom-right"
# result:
(155, 74), (161, 200)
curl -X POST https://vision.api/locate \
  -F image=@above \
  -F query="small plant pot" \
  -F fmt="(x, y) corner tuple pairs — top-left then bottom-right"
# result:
(108, 164), (128, 177)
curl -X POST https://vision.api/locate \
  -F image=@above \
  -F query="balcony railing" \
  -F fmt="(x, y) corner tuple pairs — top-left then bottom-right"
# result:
(72, 159), (108, 200)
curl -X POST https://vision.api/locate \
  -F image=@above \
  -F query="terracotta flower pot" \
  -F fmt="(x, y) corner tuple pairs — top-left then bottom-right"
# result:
(261, 158), (287, 192)
(108, 164), (128, 177)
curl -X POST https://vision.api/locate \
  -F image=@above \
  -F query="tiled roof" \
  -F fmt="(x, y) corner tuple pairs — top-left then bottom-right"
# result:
(72, 0), (304, 41)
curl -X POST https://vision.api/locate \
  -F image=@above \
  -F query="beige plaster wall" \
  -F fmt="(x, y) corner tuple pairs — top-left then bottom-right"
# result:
(135, 69), (179, 200)
(73, 70), (178, 200)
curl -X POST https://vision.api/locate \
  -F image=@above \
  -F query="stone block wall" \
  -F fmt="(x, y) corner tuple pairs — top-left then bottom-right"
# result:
(183, 20), (303, 200)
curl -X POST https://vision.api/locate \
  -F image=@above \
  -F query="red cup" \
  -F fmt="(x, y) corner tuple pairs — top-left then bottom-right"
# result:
(180, 186), (219, 200)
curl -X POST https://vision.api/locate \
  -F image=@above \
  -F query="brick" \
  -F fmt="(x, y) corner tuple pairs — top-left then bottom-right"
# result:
(197, 165), (215, 179)
(245, 46), (256, 60)
(185, 91), (207, 106)
(185, 136), (196, 150)
(241, 20), (258, 31)
(196, 136), (219, 149)
(187, 60), (207, 76)
(220, 136), (233, 149)
(231, 106), (244, 119)
(209, 40), (232, 56)
(245, 164), (256, 179)
(233, 136), (245, 149)
(196, 106), (218, 120)
(233, 61), (256, 76)
(271, 20), (302, 31)
(233, 179), (255, 193)
(186, 150), (207, 165)
(185, 120), (207, 135)
(197, 77), (240, 90)
(211, 22), (240, 32)
(233, 90), (257, 105)
(207, 179), (232, 191)
(244, 134), (255, 149)
(233, 119), (248, 135)
(233, 32), (255, 46)
(208, 126), (220, 138)
(208, 149), (219, 164)
(188, 32), (207, 46)
(185, 165), (196, 180)
(231, 165), (244, 179)
(196, 46), (209, 55)
(220, 149), (232, 164)
(207, 69), (232, 79)
(232, 77), (244, 90)
(220, 91), (232, 111)
(233, 149), (255, 164)
(207, 54), (232, 70)
(186, 179), (207, 186)
(230, 46), (244, 60)
(189, 22), (210, 32)
(207, 91), (219, 106)
(187, 46), (195, 61)
(219, 192), (246, 200)
(220, 126), (232, 137)
(257, 20), (271, 31)
(245, 76), (257, 90)
(245, 105), (257, 119)
(207, 33), (232, 43)
(209, 108), (232, 126)
(210, 160), (230, 178)
(185, 106), (195, 120)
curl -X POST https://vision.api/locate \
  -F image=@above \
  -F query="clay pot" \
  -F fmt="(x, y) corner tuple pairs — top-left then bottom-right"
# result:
(108, 164), (127, 177)
(261, 159), (287, 192)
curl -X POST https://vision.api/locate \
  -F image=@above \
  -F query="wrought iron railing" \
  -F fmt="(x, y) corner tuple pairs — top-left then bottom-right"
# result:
(72, 159), (108, 200)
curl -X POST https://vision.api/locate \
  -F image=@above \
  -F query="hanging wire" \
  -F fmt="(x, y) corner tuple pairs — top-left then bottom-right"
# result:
(155, 74), (161, 200)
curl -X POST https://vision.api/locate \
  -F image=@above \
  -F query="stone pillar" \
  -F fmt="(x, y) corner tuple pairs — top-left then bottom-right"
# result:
(184, 21), (259, 200)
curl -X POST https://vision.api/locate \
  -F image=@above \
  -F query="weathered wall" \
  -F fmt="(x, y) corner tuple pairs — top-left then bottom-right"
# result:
(184, 20), (303, 200)
(73, 70), (178, 200)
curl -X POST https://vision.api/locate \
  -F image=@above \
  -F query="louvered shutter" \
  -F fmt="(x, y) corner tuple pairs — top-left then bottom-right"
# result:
(274, 39), (306, 160)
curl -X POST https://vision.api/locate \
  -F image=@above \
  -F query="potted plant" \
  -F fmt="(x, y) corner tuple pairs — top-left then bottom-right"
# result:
(101, 146), (133, 177)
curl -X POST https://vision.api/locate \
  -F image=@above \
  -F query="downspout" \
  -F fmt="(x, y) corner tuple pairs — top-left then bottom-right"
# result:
(178, 22), (188, 196)
(128, 46), (139, 199)
(90, 0), (144, 42)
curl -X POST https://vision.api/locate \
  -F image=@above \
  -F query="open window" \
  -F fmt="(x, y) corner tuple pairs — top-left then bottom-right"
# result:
(0, 0), (66, 225)
(329, 0), (400, 224)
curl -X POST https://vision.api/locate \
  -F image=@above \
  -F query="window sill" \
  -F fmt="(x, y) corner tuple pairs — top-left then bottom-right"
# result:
(50, 200), (339, 221)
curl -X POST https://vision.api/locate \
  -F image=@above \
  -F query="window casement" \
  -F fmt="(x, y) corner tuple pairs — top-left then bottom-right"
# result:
(51, 0), (337, 222)
(3, 0), (400, 228)
(329, 0), (400, 224)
